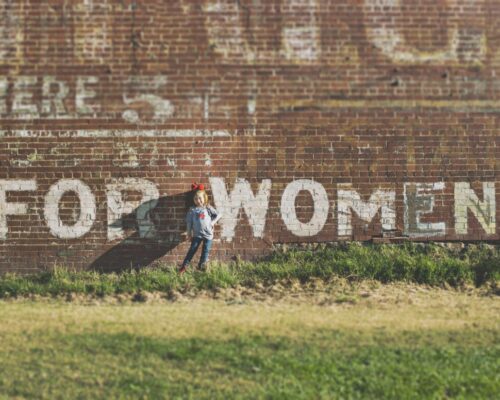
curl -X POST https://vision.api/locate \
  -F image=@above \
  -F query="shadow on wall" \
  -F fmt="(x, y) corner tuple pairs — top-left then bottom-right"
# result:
(89, 191), (194, 272)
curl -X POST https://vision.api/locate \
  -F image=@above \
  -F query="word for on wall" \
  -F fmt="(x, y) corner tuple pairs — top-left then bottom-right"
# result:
(0, 178), (496, 241)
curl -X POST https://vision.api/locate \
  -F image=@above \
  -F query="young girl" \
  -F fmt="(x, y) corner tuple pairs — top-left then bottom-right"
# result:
(178, 184), (221, 273)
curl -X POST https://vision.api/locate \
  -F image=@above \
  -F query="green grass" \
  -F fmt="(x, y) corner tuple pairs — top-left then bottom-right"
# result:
(0, 242), (499, 298)
(1, 329), (498, 399)
(0, 287), (498, 399)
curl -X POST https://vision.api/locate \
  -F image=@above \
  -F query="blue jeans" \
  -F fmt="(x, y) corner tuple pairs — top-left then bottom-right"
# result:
(182, 237), (213, 268)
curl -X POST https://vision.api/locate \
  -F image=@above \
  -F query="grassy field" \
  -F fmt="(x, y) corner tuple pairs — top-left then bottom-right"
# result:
(0, 286), (498, 399)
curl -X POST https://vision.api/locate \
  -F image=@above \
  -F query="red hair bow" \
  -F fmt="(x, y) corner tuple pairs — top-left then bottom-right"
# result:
(191, 182), (205, 191)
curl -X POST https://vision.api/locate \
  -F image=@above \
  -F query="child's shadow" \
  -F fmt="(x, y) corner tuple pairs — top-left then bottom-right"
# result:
(89, 191), (194, 272)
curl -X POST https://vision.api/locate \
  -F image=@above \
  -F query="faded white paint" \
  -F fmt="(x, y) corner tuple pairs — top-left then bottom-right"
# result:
(0, 1), (23, 62)
(282, 0), (320, 61)
(210, 177), (271, 241)
(404, 182), (446, 238)
(74, 0), (111, 61)
(106, 178), (160, 241)
(76, 76), (100, 115)
(122, 94), (174, 123)
(0, 78), (6, 114)
(203, 0), (320, 63)
(0, 129), (232, 138)
(121, 75), (174, 123)
(281, 179), (328, 236)
(166, 157), (177, 168)
(44, 179), (96, 239)
(113, 143), (140, 168)
(204, 154), (213, 167)
(204, 93), (209, 120)
(41, 76), (69, 116)
(338, 185), (396, 236)
(203, 1), (251, 61)
(12, 76), (38, 118)
(1, 75), (102, 118)
(0, 180), (36, 239)
(247, 97), (256, 115)
(364, 0), (486, 64)
(454, 182), (496, 235)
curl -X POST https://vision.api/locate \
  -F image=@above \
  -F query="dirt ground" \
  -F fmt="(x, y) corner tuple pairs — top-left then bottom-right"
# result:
(4, 278), (498, 309)
(0, 280), (498, 349)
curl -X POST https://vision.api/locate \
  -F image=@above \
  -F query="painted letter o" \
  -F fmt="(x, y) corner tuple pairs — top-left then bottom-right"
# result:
(44, 179), (96, 239)
(280, 179), (329, 237)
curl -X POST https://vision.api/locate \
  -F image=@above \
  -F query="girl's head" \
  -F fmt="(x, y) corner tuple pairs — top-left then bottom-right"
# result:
(193, 190), (209, 207)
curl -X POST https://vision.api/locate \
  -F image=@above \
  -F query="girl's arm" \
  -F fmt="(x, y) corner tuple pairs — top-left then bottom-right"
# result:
(209, 206), (222, 225)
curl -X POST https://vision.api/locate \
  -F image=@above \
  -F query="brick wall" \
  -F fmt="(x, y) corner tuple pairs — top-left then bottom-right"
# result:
(0, 0), (499, 272)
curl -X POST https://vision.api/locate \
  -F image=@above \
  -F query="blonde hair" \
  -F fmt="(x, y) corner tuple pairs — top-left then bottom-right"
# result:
(194, 189), (209, 206)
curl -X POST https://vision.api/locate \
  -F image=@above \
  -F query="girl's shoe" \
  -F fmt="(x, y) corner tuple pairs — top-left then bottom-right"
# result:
(197, 262), (207, 271)
(178, 264), (187, 274)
